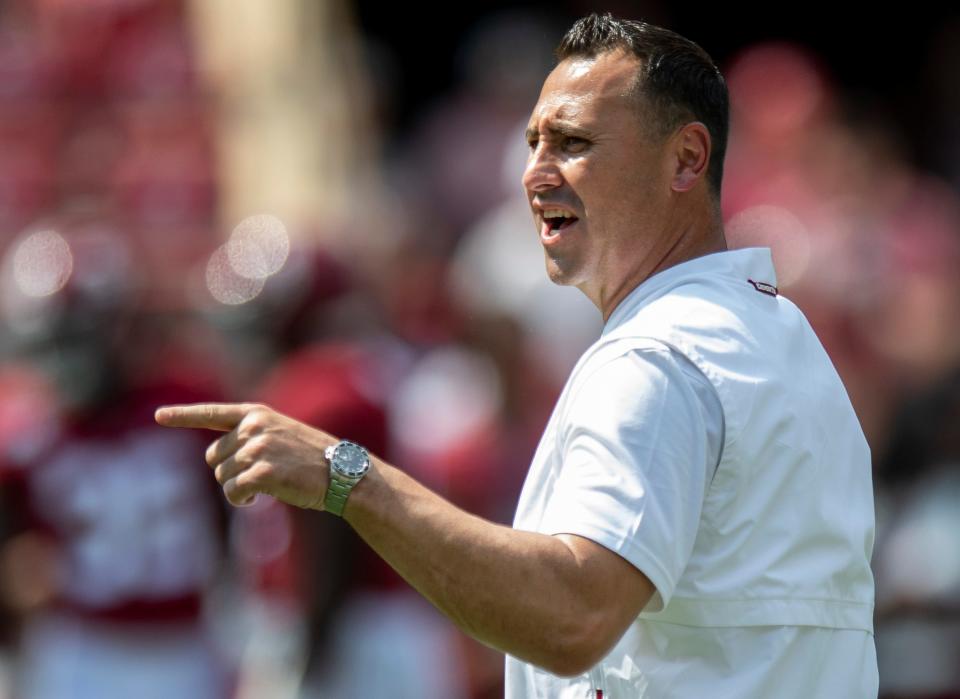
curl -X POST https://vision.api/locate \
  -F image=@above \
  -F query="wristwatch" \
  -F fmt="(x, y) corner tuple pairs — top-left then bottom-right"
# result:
(323, 439), (371, 516)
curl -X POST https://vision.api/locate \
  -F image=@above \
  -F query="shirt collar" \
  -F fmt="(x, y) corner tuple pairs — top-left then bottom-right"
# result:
(601, 247), (777, 337)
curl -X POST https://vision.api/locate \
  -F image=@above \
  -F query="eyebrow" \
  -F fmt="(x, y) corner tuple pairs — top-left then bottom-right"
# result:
(525, 121), (594, 142)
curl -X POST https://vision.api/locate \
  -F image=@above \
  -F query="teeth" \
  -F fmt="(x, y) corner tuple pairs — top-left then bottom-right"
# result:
(543, 209), (575, 219)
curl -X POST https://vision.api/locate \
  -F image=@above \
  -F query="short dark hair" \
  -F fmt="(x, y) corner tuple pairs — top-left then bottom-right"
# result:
(556, 12), (729, 202)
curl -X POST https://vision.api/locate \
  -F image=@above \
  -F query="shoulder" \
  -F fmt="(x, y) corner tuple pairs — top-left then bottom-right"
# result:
(561, 338), (720, 439)
(570, 335), (715, 396)
(568, 338), (676, 402)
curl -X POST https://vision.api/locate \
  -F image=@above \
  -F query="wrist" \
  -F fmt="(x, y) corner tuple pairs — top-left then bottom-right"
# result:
(341, 454), (387, 524)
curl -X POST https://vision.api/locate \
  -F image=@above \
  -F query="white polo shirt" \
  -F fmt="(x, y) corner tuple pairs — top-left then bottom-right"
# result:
(505, 247), (878, 698)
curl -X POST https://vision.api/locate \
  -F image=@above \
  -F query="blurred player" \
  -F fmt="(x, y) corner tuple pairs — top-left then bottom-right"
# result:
(0, 215), (234, 699)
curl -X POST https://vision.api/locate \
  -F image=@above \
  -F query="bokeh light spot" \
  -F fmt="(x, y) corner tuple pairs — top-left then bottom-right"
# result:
(205, 244), (265, 305)
(12, 229), (73, 298)
(226, 213), (290, 280)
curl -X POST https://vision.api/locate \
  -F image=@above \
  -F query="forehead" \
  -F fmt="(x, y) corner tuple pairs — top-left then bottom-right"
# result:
(527, 50), (640, 132)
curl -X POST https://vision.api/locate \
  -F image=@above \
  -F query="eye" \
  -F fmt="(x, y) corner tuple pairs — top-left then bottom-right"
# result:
(564, 136), (588, 151)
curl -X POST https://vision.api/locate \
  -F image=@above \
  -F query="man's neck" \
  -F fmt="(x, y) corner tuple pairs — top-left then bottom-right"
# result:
(597, 220), (727, 325)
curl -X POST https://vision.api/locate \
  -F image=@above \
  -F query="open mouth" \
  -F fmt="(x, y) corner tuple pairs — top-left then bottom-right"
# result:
(549, 216), (578, 231)
(541, 215), (579, 242)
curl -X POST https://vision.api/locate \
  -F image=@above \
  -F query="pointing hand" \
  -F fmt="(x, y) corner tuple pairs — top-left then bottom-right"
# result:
(155, 402), (335, 510)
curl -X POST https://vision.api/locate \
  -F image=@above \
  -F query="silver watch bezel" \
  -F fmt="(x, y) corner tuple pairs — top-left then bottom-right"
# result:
(325, 440), (370, 480)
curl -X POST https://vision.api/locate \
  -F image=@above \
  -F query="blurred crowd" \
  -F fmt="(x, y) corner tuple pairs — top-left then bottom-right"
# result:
(0, 1), (957, 698)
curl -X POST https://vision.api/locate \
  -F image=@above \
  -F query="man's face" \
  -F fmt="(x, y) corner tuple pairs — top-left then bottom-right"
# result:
(523, 49), (671, 296)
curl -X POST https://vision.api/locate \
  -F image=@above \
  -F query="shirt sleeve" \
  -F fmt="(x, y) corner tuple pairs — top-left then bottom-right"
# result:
(540, 340), (723, 613)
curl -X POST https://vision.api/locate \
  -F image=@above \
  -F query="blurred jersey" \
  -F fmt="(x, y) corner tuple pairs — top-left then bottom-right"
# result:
(0, 360), (233, 699)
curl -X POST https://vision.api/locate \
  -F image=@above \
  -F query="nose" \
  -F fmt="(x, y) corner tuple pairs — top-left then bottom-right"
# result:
(522, 141), (563, 195)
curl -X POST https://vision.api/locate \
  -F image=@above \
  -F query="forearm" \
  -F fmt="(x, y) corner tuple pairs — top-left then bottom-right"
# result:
(342, 455), (604, 675)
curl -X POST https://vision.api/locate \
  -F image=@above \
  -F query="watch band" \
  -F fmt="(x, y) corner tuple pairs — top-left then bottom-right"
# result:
(324, 476), (354, 517)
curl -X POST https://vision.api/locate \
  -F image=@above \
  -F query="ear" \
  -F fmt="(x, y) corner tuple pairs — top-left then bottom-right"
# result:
(670, 122), (711, 193)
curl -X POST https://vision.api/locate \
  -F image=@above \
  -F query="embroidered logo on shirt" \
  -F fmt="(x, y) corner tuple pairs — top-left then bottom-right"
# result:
(747, 279), (778, 297)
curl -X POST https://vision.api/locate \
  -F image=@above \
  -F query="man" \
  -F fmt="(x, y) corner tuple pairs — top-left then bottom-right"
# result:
(156, 12), (879, 697)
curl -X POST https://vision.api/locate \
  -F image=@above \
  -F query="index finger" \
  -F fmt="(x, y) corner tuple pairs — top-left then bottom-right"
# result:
(154, 403), (259, 432)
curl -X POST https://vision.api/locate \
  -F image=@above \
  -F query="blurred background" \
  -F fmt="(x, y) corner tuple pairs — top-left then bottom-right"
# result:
(0, 0), (957, 697)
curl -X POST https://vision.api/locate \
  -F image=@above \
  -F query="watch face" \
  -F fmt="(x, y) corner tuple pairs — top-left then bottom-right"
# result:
(333, 442), (369, 478)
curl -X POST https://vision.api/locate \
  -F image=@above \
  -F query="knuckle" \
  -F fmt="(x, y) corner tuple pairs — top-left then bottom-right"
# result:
(242, 435), (269, 461)
(238, 416), (262, 439)
(242, 408), (269, 434)
(228, 469), (263, 506)
(249, 460), (274, 482)
(249, 405), (271, 421)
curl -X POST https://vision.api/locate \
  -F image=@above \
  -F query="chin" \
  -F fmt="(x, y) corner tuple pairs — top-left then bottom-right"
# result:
(544, 256), (582, 287)
(544, 263), (570, 286)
